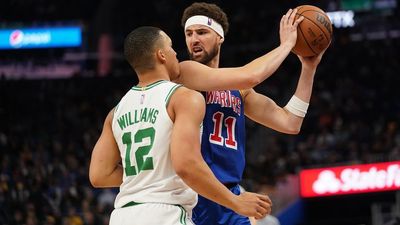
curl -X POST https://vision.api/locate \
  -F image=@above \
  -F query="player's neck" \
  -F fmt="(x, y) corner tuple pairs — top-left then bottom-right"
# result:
(137, 70), (170, 87)
(207, 56), (220, 68)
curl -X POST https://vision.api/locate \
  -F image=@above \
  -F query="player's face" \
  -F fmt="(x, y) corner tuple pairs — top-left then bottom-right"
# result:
(185, 25), (221, 65)
(160, 32), (180, 80)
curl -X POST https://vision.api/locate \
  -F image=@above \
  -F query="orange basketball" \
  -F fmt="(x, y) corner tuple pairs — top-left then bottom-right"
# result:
(292, 5), (333, 57)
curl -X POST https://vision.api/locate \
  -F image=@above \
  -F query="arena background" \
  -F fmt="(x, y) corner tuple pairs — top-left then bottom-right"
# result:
(1, 0), (399, 224)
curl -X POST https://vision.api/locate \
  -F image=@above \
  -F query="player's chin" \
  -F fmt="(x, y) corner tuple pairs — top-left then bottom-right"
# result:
(190, 54), (203, 62)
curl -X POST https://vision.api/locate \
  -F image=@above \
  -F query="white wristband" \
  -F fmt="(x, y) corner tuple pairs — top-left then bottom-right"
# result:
(285, 95), (309, 117)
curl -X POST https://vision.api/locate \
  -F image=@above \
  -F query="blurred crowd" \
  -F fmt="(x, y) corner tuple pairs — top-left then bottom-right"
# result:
(0, 76), (130, 224)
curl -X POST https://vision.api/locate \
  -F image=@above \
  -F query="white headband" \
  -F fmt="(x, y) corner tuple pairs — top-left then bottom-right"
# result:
(184, 15), (224, 38)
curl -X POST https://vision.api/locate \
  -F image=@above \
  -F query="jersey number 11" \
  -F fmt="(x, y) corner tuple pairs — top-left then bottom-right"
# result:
(209, 112), (238, 150)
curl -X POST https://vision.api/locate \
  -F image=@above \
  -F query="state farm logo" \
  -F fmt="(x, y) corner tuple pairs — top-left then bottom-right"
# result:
(313, 170), (341, 194)
(9, 30), (24, 48)
(312, 165), (400, 194)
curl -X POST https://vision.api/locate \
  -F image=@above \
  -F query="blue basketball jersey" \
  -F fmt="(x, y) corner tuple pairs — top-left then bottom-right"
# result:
(201, 90), (246, 184)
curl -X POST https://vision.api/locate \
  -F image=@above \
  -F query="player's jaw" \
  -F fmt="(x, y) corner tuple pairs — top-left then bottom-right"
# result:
(188, 43), (219, 65)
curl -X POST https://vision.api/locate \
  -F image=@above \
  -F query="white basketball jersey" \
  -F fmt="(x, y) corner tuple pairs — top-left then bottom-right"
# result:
(111, 80), (197, 213)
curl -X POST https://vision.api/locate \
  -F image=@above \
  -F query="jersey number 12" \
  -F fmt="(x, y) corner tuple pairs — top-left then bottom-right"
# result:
(122, 127), (155, 176)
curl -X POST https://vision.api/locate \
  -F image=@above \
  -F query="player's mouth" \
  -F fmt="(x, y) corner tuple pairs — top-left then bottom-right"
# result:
(192, 46), (203, 56)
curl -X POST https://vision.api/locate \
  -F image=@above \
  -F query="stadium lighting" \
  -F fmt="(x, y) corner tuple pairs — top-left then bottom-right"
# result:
(326, 10), (355, 28)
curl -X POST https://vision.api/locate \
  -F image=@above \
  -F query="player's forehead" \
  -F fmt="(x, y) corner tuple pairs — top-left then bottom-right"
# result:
(185, 24), (213, 33)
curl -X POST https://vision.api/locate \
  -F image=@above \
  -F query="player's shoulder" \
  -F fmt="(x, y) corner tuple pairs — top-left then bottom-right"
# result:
(168, 86), (205, 115)
(166, 86), (205, 121)
(100, 107), (115, 129)
(172, 86), (205, 105)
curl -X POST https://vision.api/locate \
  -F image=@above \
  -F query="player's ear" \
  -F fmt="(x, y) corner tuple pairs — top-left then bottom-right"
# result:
(156, 49), (166, 63)
(219, 37), (224, 44)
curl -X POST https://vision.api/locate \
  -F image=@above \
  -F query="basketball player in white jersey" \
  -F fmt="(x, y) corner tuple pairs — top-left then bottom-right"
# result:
(89, 26), (271, 225)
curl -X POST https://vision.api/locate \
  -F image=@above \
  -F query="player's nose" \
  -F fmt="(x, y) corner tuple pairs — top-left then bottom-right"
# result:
(189, 33), (201, 43)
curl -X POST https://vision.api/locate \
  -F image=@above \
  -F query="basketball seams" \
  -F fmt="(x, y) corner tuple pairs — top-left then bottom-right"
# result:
(296, 12), (330, 49)
(298, 10), (332, 36)
(297, 13), (330, 43)
(296, 5), (305, 11)
(298, 9), (325, 15)
(292, 5), (333, 56)
(296, 18), (318, 56)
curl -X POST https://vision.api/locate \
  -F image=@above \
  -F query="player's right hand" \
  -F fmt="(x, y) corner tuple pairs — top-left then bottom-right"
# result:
(232, 192), (272, 220)
(297, 43), (330, 70)
(279, 8), (303, 49)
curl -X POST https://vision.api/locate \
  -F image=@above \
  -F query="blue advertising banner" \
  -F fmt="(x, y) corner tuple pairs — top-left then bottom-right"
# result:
(0, 26), (82, 49)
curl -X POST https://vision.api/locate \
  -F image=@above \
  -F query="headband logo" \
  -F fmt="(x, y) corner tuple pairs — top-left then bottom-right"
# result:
(207, 18), (212, 26)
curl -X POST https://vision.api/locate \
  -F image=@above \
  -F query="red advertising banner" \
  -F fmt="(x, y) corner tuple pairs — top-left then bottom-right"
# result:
(300, 161), (400, 198)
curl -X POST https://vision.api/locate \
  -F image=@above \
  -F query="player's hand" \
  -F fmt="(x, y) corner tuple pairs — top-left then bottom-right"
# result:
(232, 192), (272, 220)
(280, 8), (304, 49)
(298, 44), (330, 69)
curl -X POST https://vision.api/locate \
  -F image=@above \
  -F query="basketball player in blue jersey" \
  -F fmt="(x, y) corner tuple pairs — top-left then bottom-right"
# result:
(181, 2), (328, 225)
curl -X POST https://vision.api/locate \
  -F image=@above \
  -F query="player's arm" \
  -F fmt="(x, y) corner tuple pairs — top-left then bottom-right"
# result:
(243, 49), (326, 134)
(174, 9), (303, 91)
(89, 109), (123, 188)
(169, 88), (270, 219)
(243, 89), (307, 135)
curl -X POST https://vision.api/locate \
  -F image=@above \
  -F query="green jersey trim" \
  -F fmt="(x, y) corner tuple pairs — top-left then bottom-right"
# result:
(131, 80), (168, 91)
(121, 202), (187, 224)
(121, 201), (143, 208)
(176, 205), (187, 225)
(165, 84), (182, 107)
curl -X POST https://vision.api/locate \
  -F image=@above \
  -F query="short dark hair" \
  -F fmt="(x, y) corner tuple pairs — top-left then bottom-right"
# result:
(124, 26), (163, 72)
(181, 2), (229, 36)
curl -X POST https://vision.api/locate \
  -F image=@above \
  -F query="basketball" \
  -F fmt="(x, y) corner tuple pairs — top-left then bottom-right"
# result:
(292, 5), (333, 57)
